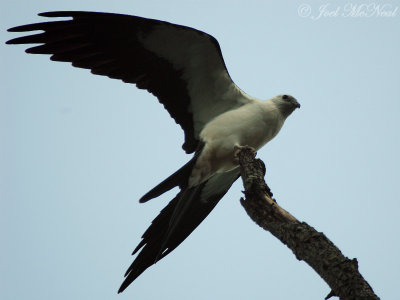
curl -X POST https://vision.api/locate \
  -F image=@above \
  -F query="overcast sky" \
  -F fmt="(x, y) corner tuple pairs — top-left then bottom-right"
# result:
(1, 1), (399, 299)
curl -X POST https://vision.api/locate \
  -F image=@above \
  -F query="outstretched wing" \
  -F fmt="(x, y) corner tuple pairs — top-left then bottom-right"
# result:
(7, 11), (252, 153)
(118, 168), (240, 293)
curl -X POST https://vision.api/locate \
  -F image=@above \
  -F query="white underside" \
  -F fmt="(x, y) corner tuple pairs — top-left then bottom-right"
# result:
(188, 99), (285, 187)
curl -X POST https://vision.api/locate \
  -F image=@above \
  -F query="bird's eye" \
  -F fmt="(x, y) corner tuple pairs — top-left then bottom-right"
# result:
(282, 95), (289, 100)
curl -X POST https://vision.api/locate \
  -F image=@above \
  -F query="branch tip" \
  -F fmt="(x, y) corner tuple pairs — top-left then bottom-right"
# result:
(236, 148), (379, 300)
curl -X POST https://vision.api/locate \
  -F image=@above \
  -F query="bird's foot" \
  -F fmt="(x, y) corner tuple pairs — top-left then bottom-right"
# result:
(233, 145), (256, 163)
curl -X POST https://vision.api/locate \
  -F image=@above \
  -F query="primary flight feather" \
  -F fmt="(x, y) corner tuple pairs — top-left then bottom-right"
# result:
(7, 11), (300, 293)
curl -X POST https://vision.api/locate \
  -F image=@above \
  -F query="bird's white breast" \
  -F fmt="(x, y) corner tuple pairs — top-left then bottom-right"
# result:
(200, 100), (284, 151)
(189, 100), (285, 187)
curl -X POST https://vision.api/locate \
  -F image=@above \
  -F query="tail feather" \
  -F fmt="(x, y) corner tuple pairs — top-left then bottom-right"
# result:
(154, 184), (201, 262)
(139, 156), (196, 203)
(139, 144), (203, 203)
(118, 181), (219, 293)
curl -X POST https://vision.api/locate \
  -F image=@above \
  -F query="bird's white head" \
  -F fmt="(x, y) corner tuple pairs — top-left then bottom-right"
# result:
(271, 94), (301, 118)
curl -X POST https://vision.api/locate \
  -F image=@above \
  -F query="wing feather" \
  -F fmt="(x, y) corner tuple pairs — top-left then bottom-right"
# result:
(7, 11), (253, 153)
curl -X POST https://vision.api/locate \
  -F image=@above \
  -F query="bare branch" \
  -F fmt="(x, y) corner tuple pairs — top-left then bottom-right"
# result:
(237, 146), (379, 300)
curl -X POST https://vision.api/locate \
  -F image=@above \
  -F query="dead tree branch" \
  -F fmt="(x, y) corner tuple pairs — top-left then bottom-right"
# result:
(237, 147), (379, 300)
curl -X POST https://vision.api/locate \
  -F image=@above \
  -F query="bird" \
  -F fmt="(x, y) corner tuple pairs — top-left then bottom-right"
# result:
(6, 11), (301, 293)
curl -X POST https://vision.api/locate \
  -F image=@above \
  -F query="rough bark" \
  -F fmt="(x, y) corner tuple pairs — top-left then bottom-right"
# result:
(237, 147), (379, 300)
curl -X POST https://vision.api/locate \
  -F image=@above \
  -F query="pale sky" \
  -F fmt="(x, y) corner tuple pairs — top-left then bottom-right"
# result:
(1, 1), (399, 299)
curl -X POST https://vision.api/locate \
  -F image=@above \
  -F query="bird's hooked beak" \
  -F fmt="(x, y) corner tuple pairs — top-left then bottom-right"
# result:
(293, 98), (301, 109)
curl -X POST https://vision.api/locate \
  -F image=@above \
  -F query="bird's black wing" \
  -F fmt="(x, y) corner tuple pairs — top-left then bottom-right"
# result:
(7, 11), (250, 153)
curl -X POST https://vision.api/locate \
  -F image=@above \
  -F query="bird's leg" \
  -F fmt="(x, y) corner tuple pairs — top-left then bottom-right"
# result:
(233, 145), (256, 164)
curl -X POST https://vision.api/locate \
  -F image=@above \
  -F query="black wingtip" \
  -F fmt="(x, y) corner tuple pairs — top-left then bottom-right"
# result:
(139, 196), (150, 203)
(5, 35), (35, 45)
(5, 38), (21, 45)
(118, 276), (134, 294)
(38, 11), (93, 18)
(38, 11), (54, 17)
(7, 25), (28, 33)
(7, 12), (70, 33)
(38, 11), (72, 17)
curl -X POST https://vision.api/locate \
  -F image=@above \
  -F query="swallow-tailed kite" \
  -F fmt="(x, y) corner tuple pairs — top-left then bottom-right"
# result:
(7, 11), (300, 293)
